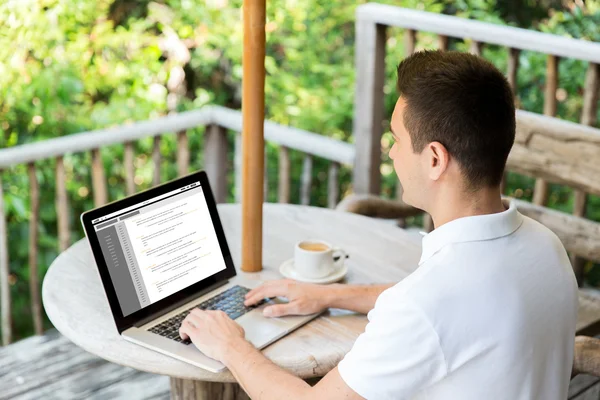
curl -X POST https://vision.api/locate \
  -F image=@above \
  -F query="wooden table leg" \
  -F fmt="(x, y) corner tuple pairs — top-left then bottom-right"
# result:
(170, 378), (250, 400)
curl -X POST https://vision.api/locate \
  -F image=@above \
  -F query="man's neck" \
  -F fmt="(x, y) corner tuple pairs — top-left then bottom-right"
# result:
(429, 186), (505, 230)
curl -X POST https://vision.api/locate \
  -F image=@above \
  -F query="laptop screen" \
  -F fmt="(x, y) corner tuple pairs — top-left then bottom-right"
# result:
(90, 181), (227, 317)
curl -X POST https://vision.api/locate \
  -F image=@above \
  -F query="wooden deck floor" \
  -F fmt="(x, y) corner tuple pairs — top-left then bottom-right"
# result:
(0, 330), (169, 400)
(1, 329), (600, 399)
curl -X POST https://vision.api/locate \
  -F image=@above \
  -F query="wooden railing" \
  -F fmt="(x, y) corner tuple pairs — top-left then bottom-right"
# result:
(0, 105), (354, 345)
(3, 3), (600, 347)
(352, 4), (600, 266)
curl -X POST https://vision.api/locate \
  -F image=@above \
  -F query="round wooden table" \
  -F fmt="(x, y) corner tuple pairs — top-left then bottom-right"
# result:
(42, 203), (422, 399)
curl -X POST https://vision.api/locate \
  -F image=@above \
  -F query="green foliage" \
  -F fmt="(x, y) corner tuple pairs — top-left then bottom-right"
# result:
(2, 0), (600, 341)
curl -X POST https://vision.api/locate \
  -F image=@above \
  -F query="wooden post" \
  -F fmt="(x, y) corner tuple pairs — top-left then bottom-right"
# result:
(353, 20), (387, 195)
(0, 172), (12, 345)
(404, 29), (416, 56)
(533, 55), (559, 206)
(152, 136), (161, 187)
(177, 131), (190, 177)
(205, 125), (228, 204)
(502, 47), (521, 195)
(328, 162), (340, 209)
(438, 35), (449, 51)
(241, 0), (266, 272)
(469, 40), (483, 56)
(396, 30), (416, 201)
(27, 163), (43, 336)
(572, 62), (599, 284)
(91, 148), (108, 207)
(507, 48), (520, 96)
(124, 142), (135, 196)
(278, 146), (290, 203)
(170, 378), (249, 400)
(301, 155), (313, 206)
(55, 156), (70, 252)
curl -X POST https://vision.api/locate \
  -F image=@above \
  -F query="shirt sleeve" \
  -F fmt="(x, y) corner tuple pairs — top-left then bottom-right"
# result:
(337, 290), (447, 400)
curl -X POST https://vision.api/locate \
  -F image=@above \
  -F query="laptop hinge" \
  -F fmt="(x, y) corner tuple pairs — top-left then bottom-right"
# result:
(133, 280), (229, 328)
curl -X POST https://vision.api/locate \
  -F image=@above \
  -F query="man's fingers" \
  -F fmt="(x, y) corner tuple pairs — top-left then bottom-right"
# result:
(263, 302), (297, 317)
(179, 322), (191, 339)
(244, 281), (291, 306)
(185, 311), (204, 328)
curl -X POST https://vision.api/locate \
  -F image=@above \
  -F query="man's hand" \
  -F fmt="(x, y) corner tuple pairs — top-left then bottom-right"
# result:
(244, 279), (329, 317)
(179, 309), (246, 362)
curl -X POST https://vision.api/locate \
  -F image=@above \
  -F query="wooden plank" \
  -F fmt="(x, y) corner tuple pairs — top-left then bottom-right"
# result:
(170, 378), (249, 400)
(356, 4), (600, 64)
(300, 155), (313, 206)
(55, 156), (70, 252)
(204, 125), (228, 203)
(512, 199), (600, 263)
(177, 131), (189, 177)
(91, 148), (108, 207)
(532, 55), (559, 206)
(0, 109), (211, 169)
(328, 162), (340, 209)
(469, 40), (482, 56)
(152, 135), (161, 187)
(27, 163), (43, 336)
(507, 110), (600, 196)
(234, 133), (242, 204)
(572, 63), (600, 284)
(0, 330), (170, 400)
(0, 172), (11, 345)
(124, 141), (135, 196)
(438, 34), (449, 51)
(569, 374), (600, 399)
(573, 336), (600, 378)
(277, 146), (290, 204)
(0, 106), (354, 171)
(352, 21), (387, 194)
(576, 383), (600, 400)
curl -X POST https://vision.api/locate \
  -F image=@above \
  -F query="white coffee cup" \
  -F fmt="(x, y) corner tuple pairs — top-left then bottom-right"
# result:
(293, 239), (346, 279)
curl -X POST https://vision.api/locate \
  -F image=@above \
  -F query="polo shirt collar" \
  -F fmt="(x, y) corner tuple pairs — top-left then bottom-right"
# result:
(419, 199), (523, 265)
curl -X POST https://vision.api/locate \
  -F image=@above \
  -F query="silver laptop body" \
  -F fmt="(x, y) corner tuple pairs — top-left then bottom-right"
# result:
(81, 171), (322, 373)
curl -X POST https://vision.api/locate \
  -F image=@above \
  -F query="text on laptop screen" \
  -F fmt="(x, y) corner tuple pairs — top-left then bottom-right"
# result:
(90, 182), (227, 317)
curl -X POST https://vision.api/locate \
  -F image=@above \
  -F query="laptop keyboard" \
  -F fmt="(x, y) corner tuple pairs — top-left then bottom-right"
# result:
(148, 285), (266, 345)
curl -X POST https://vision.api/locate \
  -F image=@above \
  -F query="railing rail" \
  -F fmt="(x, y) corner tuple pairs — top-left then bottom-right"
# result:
(357, 4), (600, 63)
(0, 106), (354, 168)
(0, 105), (353, 345)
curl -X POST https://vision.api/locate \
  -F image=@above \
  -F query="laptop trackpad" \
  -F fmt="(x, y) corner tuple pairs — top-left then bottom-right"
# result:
(237, 311), (288, 348)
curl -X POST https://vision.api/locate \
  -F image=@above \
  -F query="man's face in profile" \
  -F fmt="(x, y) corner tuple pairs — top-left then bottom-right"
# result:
(389, 97), (427, 209)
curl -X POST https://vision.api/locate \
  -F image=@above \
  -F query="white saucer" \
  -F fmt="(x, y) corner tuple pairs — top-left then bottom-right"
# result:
(279, 259), (348, 284)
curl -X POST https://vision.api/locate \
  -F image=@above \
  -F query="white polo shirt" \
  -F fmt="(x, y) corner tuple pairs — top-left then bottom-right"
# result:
(338, 200), (578, 400)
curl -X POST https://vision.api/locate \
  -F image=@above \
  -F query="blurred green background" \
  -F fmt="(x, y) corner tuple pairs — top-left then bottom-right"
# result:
(2, 0), (600, 340)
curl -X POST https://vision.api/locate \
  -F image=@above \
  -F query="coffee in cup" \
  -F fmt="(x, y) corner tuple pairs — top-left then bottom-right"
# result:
(294, 239), (346, 279)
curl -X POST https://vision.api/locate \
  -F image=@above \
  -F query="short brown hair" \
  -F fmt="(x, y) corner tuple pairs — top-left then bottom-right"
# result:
(396, 50), (515, 189)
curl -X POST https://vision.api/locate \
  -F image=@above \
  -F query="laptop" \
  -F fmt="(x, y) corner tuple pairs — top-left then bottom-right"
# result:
(81, 170), (323, 372)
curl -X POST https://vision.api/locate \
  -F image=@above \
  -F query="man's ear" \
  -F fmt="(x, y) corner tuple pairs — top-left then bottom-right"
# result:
(427, 142), (450, 181)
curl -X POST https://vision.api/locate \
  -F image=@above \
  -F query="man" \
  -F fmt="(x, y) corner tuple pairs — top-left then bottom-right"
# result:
(179, 50), (578, 399)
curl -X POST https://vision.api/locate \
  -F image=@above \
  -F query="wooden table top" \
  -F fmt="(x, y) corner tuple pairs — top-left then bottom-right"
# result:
(41, 203), (422, 382)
